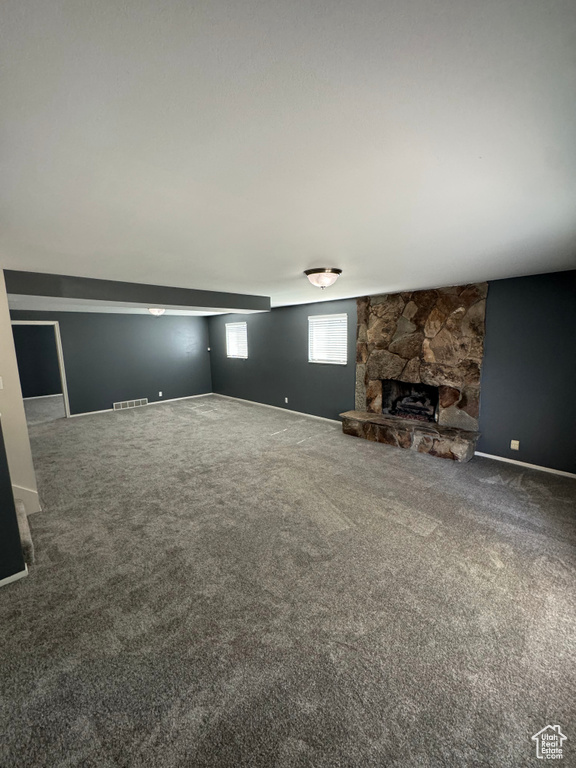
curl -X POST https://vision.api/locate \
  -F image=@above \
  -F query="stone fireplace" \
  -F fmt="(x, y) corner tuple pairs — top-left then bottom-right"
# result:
(340, 284), (487, 461)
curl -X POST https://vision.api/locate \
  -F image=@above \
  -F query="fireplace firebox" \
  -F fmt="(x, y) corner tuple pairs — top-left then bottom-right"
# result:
(382, 379), (439, 423)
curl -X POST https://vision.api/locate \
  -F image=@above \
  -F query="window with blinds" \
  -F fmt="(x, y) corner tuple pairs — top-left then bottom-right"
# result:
(308, 313), (348, 365)
(225, 322), (248, 359)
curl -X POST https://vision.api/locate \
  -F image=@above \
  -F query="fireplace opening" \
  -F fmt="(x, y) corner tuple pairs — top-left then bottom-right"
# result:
(382, 379), (439, 423)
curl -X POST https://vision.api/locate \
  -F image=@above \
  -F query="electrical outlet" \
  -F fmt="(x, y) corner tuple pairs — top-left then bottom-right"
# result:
(510, 439), (520, 451)
(159, 391), (163, 397)
(284, 397), (288, 404)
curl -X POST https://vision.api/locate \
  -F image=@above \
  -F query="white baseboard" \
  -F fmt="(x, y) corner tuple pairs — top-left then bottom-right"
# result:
(47, 392), (340, 428)
(145, 393), (214, 407)
(12, 485), (42, 513)
(69, 407), (114, 418)
(213, 393), (341, 425)
(23, 393), (63, 400)
(0, 565), (28, 589)
(68, 392), (214, 418)
(474, 452), (576, 479)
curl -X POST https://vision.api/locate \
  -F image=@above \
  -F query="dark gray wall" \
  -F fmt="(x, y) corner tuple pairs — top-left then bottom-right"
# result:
(10, 311), (212, 415)
(478, 271), (576, 474)
(12, 325), (62, 398)
(208, 299), (357, 420)
(0, 421), (26, 581)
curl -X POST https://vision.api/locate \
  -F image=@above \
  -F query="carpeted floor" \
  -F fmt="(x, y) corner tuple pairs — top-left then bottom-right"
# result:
(24, 394), (66, 425)
(1, 395), (575, 767)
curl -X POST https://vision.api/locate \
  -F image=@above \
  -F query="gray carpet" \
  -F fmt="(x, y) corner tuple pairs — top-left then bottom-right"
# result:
(1, 395), (574, 767)
(24, 394), (66, 425)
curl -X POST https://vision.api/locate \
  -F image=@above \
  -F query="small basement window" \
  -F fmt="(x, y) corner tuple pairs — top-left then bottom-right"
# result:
(308, 313), (348, 365)
(225, 322), (248, 359)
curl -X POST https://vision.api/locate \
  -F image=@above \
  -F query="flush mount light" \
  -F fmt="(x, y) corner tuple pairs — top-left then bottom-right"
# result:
(148, 308), (166, 317)
(304, 268), (342, 289)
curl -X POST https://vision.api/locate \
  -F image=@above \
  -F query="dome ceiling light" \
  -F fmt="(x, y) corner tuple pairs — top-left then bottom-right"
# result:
(148, 308), (166, 316)
(304, 268), (342, 289)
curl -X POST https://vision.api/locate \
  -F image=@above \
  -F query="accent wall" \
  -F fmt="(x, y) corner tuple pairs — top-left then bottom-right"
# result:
(10, 311), (212, 415)
(477, 270), (576, 474)
(208, 299), (357, 421)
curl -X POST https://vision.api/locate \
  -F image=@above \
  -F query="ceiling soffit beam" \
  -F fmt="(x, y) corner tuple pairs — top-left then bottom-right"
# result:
(3, 270), (271, 313)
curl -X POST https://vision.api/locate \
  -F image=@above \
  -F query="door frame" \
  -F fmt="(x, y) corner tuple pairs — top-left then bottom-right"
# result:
(11, 321), (71, 418)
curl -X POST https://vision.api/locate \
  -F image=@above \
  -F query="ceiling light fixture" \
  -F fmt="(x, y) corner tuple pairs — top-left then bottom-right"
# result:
(148, 308), (166, 316)
(304, 268), (342, 289)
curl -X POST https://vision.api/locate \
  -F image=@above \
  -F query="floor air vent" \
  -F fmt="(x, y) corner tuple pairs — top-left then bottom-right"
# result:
(113, 398), (148, 411)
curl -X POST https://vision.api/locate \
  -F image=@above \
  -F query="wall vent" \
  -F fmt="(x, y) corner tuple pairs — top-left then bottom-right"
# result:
(113, 398), (148, 411)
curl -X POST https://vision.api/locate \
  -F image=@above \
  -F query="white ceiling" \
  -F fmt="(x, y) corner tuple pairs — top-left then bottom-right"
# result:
(1, 0), (575, 308)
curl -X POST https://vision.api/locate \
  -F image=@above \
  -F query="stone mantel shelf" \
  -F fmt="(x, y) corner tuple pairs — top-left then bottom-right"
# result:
(340, 410), (480, 462)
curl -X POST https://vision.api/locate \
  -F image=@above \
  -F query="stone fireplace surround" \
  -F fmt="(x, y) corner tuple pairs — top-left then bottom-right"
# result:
(340, 283), (487, 461)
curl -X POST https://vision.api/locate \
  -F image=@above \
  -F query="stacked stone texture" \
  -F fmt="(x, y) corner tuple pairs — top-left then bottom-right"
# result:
(341, 411), (477, 462)
(355, 283), (487, 431)
(343, 283), (487, 461)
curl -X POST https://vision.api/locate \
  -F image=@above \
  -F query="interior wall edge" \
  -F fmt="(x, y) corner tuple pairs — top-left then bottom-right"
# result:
(0, 272), (39, 497)
(11, 485), (41, 514)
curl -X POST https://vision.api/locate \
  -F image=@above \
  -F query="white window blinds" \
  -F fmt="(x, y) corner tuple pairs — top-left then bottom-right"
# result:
(308, 313), (348, 365)
(225, 322), (248, 359)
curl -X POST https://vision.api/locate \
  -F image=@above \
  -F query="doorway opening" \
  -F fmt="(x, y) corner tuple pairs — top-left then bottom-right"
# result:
(11, 321), (71, 425)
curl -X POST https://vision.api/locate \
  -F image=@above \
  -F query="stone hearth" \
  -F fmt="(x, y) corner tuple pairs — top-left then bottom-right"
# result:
(347, 283), (487, 462)
(340, 411), (479, 462)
